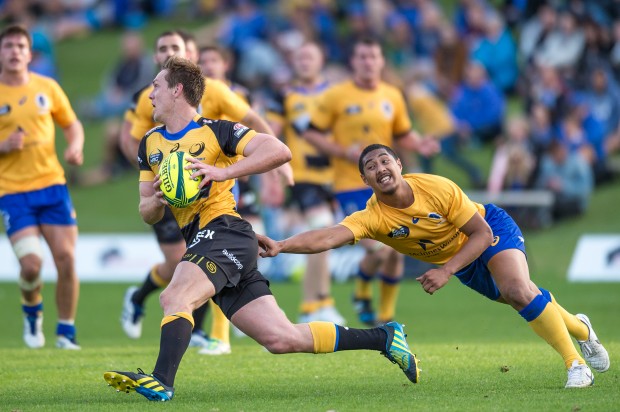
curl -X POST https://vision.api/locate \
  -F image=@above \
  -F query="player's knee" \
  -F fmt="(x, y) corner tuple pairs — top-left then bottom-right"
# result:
(53, 250), (75, 274)
(502, 285), (536, 308)
(20, 254), (42, 280)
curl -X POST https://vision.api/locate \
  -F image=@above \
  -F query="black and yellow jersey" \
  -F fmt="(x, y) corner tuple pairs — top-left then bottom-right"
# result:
(0, 72), (77, 196)
(340, 174), (485, 265)
(267, 81), (332, 185)
(309, 80), (411, 192)
(137, 114), (257, 237)
(126, 78), (252, 142)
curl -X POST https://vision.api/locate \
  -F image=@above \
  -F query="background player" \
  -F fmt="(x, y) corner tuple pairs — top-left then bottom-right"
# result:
(304, 37), (438, 326)
(257, 143), (610, 389)
(103, 57), (418, 402)
(266, 41), (344, 324)
(118, 30), (279, 352)
(0, 25), (85, 349)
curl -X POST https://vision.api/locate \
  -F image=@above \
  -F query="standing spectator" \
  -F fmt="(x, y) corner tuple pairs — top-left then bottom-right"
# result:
(519, 4), (557, 66)
(535, 10), (585, 71)
(536, 140), (593, 219)
(0, 25), (85, 349)
(434, 22), (469, 99)
(471, 12), (517, 93)
(450, 60), (505, 145)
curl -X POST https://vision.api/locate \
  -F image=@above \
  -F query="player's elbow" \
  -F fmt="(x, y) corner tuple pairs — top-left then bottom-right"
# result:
(274, 142), (292, 165)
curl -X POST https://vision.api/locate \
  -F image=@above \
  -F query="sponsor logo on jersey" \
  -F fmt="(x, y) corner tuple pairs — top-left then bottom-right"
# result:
(387, 226), (410, 239)
(35, 93), (50, 113)
(205, 261), (217, 274)
(412, 217), (419, 224)
(345, 105), (362, 115)
(170, 143), (180, 153)
(189, 229), (215, 248)
(189, 142), (205, 157)
(381, 100), (393, 118)
(148, 149), (163, 166)
(222, 249), (243, 270)
(428, 212), (446, 224)
(233, 123), (249, 138)
(18, 96), (27, 105)
(0, 104), (10, 116)
(415, 239), (435, 251)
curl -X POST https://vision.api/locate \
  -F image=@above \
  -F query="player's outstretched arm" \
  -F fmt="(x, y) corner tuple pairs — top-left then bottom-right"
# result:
(258, 225), (355, 257)
(119, 120), (140, 168)
(138, 176), (166, 225)
(62, 120), (85, 166)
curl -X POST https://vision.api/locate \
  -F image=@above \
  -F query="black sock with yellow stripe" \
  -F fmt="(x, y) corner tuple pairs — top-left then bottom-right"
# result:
(132, 266), (168, 306)
(307, 321), (386, 353)
(152, 313), (194, 387)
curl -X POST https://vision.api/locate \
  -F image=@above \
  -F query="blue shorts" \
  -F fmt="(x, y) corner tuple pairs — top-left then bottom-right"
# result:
(335, 188), (373, 216)
(454, 204), (526, 300)
(0, 184), (77, 236)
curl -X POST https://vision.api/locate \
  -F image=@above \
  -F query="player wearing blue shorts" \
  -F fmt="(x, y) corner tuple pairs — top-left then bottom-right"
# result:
(0, 25), (85, 349)
(258, 144), (610, 389)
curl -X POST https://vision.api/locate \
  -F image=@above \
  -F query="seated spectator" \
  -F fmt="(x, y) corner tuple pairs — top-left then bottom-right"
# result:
(536, 140), (594, 220)
(573, 18), (613, 89)
(581, 68), (620, 139)
(405, 73), (484, 188)
(519, 3), (557, 66)
(534, 9), (585, 71)
(471, 11), (517, 93)
(450, 60), (505, 145)
(527, 64), (572, 124)
(414, 2), (443, 59)
(487, 116), (535, 193)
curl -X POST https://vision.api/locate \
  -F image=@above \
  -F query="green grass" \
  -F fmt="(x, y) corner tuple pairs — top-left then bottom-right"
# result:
(1, 281), (619, 411)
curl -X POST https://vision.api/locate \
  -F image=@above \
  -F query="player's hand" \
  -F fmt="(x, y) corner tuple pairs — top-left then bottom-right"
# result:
(345, 144), (362, 163)
(1, 128), (25, 153)
(153, 174), (167, 205)
(416, 137), (440, 158)
(276, 162), (294, 186)
(64, 143), (84, 166)
(185, 156), (228, 188)
(416, 267), (452, 295)
(257, 234), (281, 257)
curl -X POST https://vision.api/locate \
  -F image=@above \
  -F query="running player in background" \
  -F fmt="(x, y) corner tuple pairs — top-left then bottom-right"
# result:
(118, 30), (279, 351)
(103, 58), (418, 402)
(266, 42), (344, 324)
(258, 143), (610, 389)
(0, 25), (85, 349)
(304, 37), (438, 326)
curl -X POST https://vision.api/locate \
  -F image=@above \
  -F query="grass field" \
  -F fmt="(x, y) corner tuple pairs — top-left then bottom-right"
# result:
(1, 13), (620, 411)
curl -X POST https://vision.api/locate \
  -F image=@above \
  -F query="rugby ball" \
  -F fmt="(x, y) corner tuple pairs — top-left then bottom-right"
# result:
(159, 151), (202, 208)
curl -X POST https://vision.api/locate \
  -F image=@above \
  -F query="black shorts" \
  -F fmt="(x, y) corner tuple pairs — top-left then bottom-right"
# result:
(289, 183), (333, 213)
(153, 207), (184, 244)
(181, 214), (272, 318)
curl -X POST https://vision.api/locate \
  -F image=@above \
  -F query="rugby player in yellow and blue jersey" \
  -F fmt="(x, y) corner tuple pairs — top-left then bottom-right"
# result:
(0, 25), (85, 350)
(258, 143), (610, 389)
(266, 42), (345, 325)
(103, 58), (419, 402)
(304, 37), (438, 326)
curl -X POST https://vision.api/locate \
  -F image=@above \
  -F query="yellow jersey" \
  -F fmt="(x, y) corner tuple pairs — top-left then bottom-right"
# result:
(0, 73), (77, 196)
(267, 81), (333, 184)
(137, 115), (256, 233)
(309, 80), (411, 192)
(340, 174), (485, 265)
(406, 84), (455, 138)
(127, 78), (251, 141)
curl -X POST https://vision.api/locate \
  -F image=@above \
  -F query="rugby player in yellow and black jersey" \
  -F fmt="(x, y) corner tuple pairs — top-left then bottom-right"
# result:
(266, 42), (344, 325)
(103, 57), (419, 403)
(258, 143), (610, 390)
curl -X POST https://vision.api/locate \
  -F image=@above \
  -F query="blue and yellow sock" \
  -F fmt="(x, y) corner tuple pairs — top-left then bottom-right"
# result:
(378, 274), (401, 323)
(308, 321), (385, 353)
(538, 287), (589, 341)
(209, 301), (230, 344)
(355, 268), (374, 300)
(519, 294), (583, 369)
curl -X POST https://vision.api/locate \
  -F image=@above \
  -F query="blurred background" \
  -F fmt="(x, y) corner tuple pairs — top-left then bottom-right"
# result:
(1, 0), (620, 282)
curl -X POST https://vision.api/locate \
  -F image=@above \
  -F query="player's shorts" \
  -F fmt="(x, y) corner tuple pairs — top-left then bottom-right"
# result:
(454, 204), (526, 301)
(152, 207), (184, 244)
(335, 188), (373, 216)
(290, 183), (333, 213)
(181, 214), (272, 318)
(0, 184), (77, 236)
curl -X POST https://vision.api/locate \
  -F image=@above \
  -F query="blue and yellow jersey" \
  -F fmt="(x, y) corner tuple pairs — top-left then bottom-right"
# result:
(137, 114), (256, 234)
(0, 72), (77, 196)
(405, 84), (455, 138)
(127, 78), (251, 141)
(309, 80), (411, 192)
(340, 174), (486, 265)
(267, 81), (333, 185)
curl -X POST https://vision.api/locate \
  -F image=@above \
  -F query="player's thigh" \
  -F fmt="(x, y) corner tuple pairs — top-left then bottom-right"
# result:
(161, 261), (216, 314)
(40, 224), (77, 260)
(159, 240), (186, 265)
(487, 248), (536, 306)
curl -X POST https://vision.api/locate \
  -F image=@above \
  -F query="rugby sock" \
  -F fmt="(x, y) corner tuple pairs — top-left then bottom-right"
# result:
(519, 294), (584, 369)
(153, 313), (194, 387)
(56, 320), (76, 340)
(22, 300), (43, 317)
(192, 302), (209, 334)
(308, 322), (386, 353)
(300, 300), (322, 315)
(318, 296), (336, 309)
(378, 274), (401, 322)
(539, 288), (589, 341)
(132, 266), (168, 306)
(210, 301), (230, 344)
(354, 268), (374, 300)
